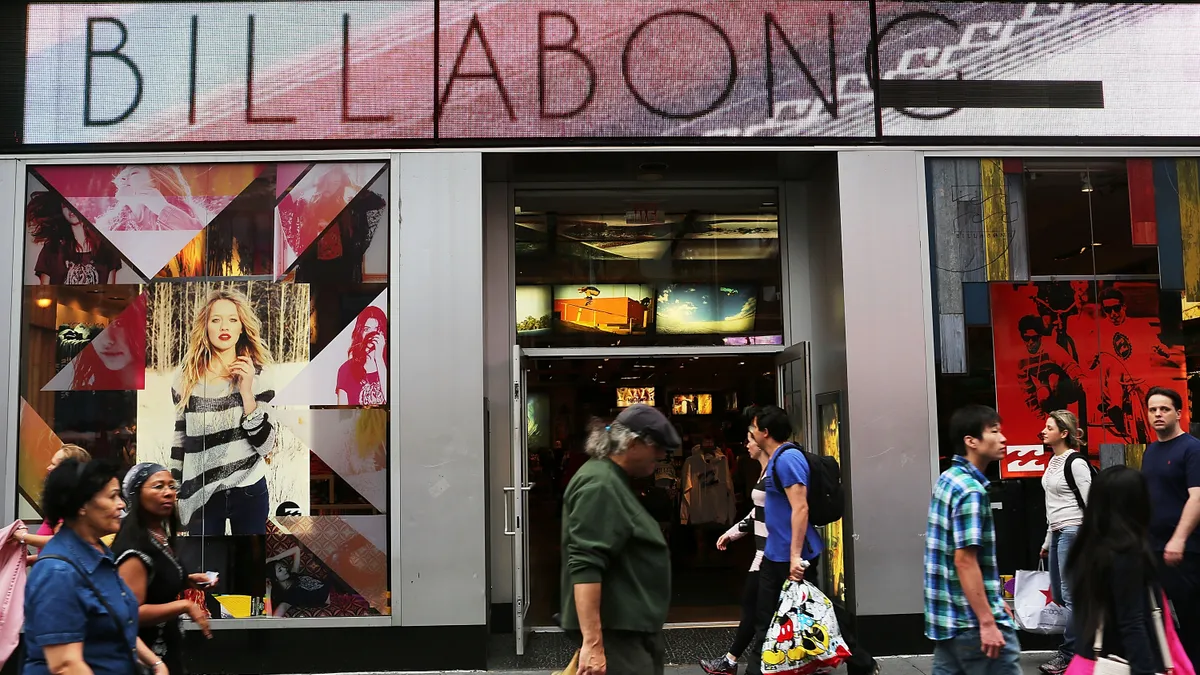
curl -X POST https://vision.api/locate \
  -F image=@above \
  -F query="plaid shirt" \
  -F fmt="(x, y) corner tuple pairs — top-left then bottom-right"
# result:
(924, 456), (1013, 640)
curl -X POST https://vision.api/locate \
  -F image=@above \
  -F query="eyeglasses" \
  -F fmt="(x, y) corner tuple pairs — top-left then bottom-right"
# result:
(145, 482), (179, 493)
(1021, 333), (1040, 343)
(1101, 304), (1123, 314)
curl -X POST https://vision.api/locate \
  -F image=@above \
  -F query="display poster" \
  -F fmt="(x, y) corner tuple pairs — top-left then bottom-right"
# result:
(817, 395), (845, 604)
(17, 161), (392, 619)
(991, 281), (1188, 465)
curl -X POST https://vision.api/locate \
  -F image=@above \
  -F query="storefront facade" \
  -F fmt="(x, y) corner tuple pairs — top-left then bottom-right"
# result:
(2, 1), (1200, 672)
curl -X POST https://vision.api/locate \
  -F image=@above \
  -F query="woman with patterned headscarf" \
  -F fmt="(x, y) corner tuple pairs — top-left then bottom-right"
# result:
(112, 463), (213, 675)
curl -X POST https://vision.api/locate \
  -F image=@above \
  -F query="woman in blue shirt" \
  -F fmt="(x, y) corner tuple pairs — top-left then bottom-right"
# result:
(24, 459), (170, 675)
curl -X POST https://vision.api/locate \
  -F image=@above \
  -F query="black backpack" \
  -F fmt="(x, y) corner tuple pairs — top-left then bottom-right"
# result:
(1063, 451), (1098, 511)
(770, 443), (845, 526)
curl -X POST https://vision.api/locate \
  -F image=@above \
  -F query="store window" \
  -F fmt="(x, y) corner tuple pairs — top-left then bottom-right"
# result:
(16, 161), (391, 619)
(514, 188), (783, 347)
(926, 157), (1197, 573)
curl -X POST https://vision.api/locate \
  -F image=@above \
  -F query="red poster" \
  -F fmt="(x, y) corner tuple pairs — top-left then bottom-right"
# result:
(991, 281), (1188, 453)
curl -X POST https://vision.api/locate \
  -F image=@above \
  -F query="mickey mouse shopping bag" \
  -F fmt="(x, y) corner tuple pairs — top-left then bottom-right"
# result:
(761, 579), (851, 675)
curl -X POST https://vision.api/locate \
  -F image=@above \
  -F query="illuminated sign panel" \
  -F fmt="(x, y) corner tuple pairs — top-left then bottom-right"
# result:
(25, 2), (435, 143)
(21, 2), (1200, 144)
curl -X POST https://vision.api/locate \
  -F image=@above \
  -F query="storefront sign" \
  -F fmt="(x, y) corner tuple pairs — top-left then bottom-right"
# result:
(1000, 445), (1050, 479)
(21, 2), (1200, 144)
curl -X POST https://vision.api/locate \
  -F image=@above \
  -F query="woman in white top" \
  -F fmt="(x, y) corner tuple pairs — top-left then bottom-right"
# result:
(1038, 409), (1093, 675)
(700, 439), (769, 675)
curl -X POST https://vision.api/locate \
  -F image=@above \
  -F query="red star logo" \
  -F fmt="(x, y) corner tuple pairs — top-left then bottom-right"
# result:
(1041, 588), (1055, 606)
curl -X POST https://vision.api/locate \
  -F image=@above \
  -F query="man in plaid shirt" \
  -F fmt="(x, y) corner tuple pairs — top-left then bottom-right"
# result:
(925, 405), (1021, 675)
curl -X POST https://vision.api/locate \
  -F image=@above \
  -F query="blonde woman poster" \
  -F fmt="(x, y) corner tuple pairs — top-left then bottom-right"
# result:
(138, 281), (311, 536)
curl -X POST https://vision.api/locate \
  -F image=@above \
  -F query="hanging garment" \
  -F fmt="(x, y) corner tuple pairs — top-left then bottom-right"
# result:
(0, 520), (29, 669)
(681, 449), (735, 525)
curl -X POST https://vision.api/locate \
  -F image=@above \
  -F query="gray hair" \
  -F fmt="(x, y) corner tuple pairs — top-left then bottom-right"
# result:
(585, 419), (641, 459)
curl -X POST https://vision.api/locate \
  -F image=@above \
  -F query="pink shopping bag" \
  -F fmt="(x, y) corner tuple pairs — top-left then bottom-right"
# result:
(1163, 592), (1196, 675)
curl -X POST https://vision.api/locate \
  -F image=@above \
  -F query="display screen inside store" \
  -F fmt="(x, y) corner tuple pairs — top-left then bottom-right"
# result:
(515, 189), (783, 348)
(17, 162), (392, 619)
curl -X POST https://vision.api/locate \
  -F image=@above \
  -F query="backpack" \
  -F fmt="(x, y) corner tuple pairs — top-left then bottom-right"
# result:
(1063, 451), (1098, 511)
(769, 442), (845, 526)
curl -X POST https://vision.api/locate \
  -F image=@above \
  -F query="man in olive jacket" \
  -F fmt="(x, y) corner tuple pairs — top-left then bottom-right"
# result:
(561, 404), (682, 675)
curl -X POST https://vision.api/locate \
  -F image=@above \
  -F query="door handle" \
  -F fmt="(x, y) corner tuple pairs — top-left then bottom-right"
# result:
(522, 482), (535, 491)
(502, 486), (516, 536)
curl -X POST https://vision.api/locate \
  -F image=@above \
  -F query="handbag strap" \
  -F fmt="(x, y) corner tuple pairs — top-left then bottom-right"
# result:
(1149, 589), (1174, 672)
(1094, 589), (1175, 671)
(40, 554), (140, 671)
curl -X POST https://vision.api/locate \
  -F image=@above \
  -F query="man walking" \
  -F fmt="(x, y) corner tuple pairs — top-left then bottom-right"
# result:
(744, 405), (877, 675)
(925, 405), (1021, 675)
(561, 404), (681, 675)
(1141, 387), (1200, 663)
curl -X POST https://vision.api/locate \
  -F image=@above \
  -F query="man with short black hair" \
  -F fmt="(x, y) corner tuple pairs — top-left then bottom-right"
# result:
(1141, 386), (1200, 663)
(925, 405), (1021, 675)
(742, 405), (876, 675)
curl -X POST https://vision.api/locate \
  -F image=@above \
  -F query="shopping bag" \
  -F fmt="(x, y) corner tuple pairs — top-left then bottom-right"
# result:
(551, 650), (579, 675)
(1014, 564), (1067, 635)
(761, 579), (851, 675)
(1162, 592), (1196, 675)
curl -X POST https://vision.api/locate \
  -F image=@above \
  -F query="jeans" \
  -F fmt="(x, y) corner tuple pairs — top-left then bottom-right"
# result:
(729, 570), (760, 659)
(1048, 526), (1078, 657)
(1157, 552), (1200, 665)
(932, 626), (1023, 675)
(187, 478), (269, 536)
(746, 559), (791, 675)
(745, 557), (876, 675)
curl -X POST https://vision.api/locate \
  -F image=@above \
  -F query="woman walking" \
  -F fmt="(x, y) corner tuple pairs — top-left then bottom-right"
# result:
(1039, 410), (1092, 674)
(113, 463), (213, 675)
(699, 438), (770, 675)
(23, 458), (169, 675)
(1067, 466), (1176, 675)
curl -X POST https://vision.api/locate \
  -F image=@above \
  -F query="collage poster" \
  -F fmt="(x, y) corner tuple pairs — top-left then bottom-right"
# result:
(17, 162), (392, 619)
(991, 281), (1188, 475)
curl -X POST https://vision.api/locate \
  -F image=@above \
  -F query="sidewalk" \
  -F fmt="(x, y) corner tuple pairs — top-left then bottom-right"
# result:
(398, 651), (1053, 674)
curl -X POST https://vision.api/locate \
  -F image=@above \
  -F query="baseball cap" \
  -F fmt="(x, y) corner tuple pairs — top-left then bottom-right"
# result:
(615, 404), (681, 452)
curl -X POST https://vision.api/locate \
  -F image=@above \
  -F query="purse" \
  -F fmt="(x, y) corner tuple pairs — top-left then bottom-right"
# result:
(1086, 589), (1174, 675)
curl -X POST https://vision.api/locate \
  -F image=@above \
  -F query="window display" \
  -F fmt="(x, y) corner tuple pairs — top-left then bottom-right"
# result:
(927, 157), (1200, 576)
(15, 161), (391, 619)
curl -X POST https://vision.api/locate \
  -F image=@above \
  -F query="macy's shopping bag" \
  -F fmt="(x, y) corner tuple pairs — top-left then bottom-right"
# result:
(1014, 565), (1067, 635)
(761, 579), (851, 675)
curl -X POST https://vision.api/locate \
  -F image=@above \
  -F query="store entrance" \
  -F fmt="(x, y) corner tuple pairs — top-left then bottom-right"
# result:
(516, 353), (778, 632)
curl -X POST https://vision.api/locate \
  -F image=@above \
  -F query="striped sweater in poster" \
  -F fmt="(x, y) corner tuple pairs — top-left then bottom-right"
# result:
(170, 367), (276, 526)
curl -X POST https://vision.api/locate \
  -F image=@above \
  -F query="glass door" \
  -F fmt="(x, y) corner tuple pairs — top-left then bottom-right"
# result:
(776, 343), (813, 450)
(507, 346), (533, 654)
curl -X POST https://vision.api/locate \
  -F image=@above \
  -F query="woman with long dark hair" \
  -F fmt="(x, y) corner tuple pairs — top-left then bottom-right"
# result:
(26, 191), (122, 285)
(113, 463), (213, 675)
(1067, 466), (1168, 675)
(335, 306), (387, 406)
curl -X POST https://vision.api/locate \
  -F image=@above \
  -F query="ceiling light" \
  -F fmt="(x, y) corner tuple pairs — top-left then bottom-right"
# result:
(1081, 172), (1094, 193)
(35, 297), (53, 308)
